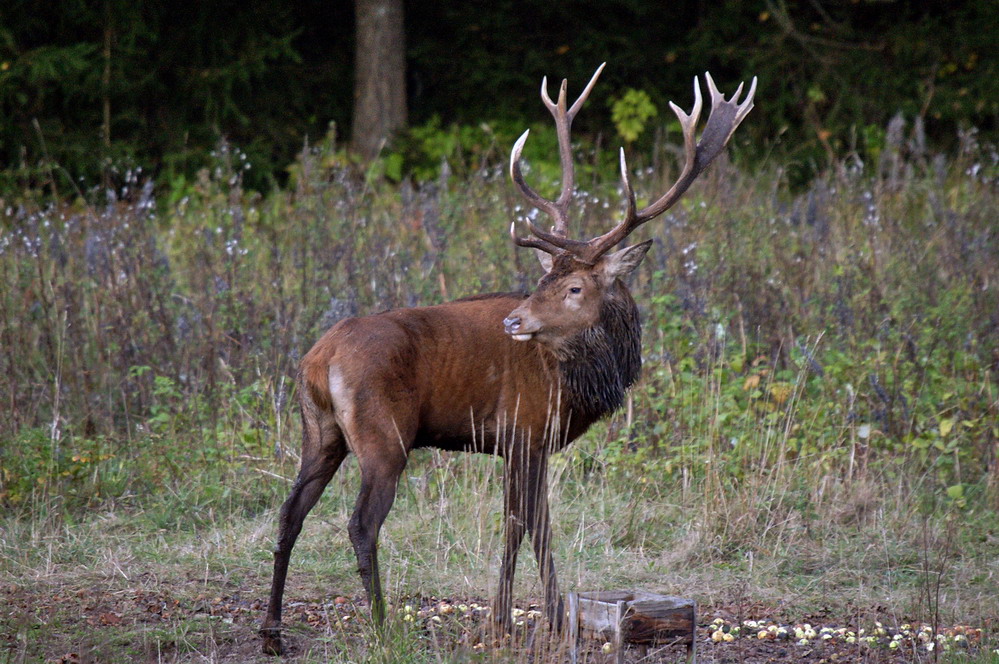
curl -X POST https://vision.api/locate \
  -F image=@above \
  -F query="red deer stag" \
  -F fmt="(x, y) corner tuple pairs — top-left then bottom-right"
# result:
(260, 63), (755, 655)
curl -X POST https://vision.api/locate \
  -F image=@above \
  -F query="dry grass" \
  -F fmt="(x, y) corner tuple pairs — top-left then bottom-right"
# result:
(2, 421), (997, 662)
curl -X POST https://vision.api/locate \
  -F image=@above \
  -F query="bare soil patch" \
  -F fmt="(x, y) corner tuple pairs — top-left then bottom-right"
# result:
(3, 577), (992, 663)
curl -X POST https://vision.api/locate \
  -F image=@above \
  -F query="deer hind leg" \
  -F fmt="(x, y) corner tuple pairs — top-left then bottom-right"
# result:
(261, 393), (347, 655)
(347, 454), (406, 625)
(342, 408), (412, 626)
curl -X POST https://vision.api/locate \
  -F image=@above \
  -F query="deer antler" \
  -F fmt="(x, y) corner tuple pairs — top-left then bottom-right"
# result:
(510, 67), (756, 262)
(579, 73), (756, 261)
(510, 63), (606, 255)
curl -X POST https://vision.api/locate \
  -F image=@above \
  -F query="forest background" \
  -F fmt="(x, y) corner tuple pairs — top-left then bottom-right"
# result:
(1, 0), (996, 192)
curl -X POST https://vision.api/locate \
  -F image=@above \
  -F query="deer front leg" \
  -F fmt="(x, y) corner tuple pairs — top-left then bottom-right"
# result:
(495, 449), (563, 634)
(523, 453), (564, 632)
(495, 453), (528, 634)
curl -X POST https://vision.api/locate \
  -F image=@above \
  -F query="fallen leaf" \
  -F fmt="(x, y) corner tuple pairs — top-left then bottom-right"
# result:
(99, 612), (122, 626)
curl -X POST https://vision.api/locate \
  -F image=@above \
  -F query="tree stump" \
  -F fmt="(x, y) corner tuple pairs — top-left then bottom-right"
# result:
(567, 590), (695, 664)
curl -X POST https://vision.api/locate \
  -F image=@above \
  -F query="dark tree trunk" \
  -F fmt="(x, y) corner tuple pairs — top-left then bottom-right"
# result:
(351, 0), (407, 160)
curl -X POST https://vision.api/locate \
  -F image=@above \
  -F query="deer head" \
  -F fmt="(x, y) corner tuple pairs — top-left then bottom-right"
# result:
(503, 64), (756, 350)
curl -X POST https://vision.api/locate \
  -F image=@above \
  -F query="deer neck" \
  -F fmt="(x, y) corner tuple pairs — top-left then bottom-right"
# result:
(555, 283), (641, 423)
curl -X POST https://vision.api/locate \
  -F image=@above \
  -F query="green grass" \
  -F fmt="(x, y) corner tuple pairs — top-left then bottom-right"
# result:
(1, 136), (997, 661)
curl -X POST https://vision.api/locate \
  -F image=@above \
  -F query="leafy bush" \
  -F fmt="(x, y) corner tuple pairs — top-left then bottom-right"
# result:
(0, 117), (996, 513)
(609, 88), (658, 144)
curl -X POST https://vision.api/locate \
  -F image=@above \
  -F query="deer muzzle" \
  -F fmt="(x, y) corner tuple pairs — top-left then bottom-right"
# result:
(503, 315), (534, 342)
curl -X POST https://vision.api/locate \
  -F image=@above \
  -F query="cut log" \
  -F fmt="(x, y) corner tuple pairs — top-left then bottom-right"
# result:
(568, 590), (696, 664)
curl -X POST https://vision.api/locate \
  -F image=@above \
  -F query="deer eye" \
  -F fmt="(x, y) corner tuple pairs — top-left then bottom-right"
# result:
(568, 286), (582, 294)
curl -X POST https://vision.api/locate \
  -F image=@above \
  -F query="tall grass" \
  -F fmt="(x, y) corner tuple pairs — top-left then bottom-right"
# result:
(0, 129), (996, 660)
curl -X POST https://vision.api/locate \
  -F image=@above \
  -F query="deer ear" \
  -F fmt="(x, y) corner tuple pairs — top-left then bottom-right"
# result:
(600, 239), (652, 282)
(535, 249), (554, 273)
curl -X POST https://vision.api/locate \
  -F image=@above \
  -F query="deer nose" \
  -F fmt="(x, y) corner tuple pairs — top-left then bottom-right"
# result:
(502, 316), (521, 333)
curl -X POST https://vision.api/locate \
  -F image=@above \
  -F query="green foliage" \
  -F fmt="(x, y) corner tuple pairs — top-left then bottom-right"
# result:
(382, 117), (501, 182)
(609, 88), (658, 143)
(1, 119), (996, 525)
(0, 427), (123, 507)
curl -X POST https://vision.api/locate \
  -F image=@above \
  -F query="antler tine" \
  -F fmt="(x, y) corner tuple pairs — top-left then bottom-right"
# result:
(581, 73), (756, 261)
(509, 131), (590, 253)
(509, 222), (562, 254)
(568, 62), (606, 119)
(618, 147), (638, 224)
(542, 76), (574, 230)
(539, 76), (565, 114)
(509, 64), (606, 247)
(510, 129), (563, 223)
(541, 64), (607, 216)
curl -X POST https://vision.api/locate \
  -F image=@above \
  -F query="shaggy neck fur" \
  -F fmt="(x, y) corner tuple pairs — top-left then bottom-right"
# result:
(556, 282), (641, 420)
